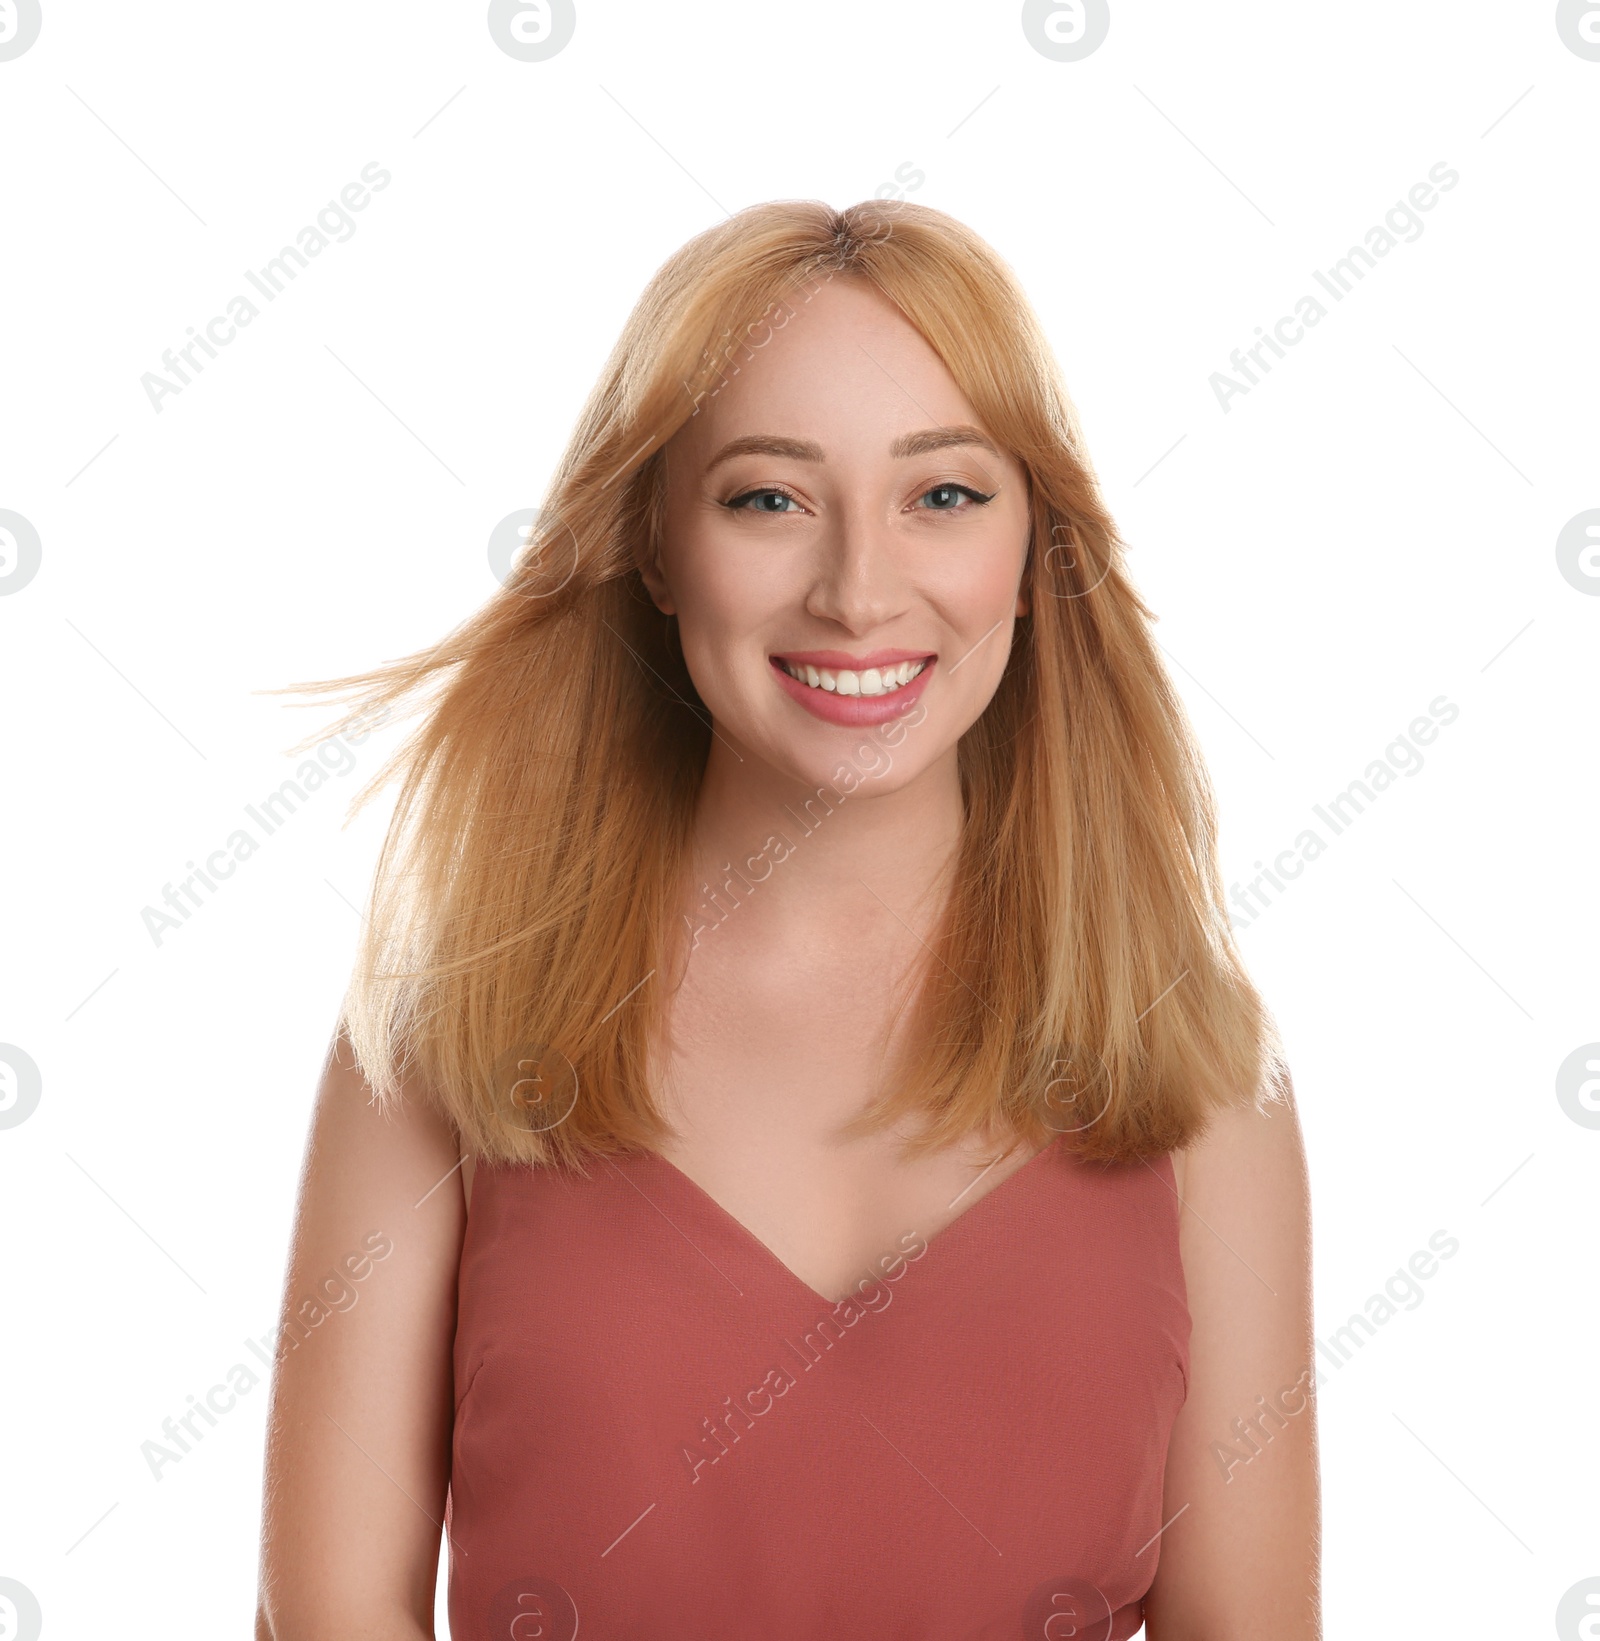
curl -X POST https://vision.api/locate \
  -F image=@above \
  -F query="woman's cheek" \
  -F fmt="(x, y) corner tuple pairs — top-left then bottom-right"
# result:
(935, 562), (1024, 656)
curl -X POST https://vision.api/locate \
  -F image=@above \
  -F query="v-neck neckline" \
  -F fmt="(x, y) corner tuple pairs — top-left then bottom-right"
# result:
(640, 1136), (1061, 1307)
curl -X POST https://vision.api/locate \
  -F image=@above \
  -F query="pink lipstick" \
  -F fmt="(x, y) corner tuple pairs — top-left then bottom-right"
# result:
(768, 649), (935, 727)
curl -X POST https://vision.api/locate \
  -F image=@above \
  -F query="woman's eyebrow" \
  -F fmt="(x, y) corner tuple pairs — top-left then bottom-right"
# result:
(705, 433), (822, 471)
(890, 424), (1000, 461)
(704, 424), (1000, 474)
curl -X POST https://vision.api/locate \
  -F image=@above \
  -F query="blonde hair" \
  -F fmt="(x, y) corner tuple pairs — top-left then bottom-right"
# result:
(277, 198), (1284, 1169)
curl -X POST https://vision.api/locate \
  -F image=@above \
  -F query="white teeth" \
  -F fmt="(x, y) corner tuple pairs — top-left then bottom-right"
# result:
(778, 659), (928, 696)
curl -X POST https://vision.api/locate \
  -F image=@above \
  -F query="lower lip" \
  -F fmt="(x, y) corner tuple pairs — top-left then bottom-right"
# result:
(769, 658), (935, 726)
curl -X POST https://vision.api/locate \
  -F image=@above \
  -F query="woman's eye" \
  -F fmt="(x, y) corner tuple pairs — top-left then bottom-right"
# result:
(724, 488), (803, 514)
(915, 483), (995, 512)
(722, 483), (995, 516)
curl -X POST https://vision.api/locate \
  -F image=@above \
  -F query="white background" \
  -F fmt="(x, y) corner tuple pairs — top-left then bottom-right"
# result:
(2, 2), (1596, 1636)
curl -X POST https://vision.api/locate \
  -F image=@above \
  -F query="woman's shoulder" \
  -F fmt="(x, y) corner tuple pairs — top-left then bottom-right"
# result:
(1172, 1064), (1307, 1213)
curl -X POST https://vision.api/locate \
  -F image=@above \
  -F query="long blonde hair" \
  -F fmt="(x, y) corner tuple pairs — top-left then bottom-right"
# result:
(278, 198), (1284, 1169)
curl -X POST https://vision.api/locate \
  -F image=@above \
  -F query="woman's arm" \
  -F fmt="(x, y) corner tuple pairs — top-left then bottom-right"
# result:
(256, 1028), (467, 1640)
(1143, 1072), (1321, 1640)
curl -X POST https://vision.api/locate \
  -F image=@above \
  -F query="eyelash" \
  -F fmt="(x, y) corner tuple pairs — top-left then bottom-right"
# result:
(721, 481), (996, 516)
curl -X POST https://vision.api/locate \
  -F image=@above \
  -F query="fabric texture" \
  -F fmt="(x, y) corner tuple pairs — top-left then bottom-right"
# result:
(446, 1135), (1190, 1640)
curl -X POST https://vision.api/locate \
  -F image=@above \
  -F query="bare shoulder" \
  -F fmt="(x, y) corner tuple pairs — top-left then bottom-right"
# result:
(303, 1029), (471, 1229)
(1145, 1068), (1321, 1639)
(1172, 1067), (1311, 1215)
(257, 1027), (469, 1637)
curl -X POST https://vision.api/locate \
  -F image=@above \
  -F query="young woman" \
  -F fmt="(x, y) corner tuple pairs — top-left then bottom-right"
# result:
(255, 200), (1319, 1640)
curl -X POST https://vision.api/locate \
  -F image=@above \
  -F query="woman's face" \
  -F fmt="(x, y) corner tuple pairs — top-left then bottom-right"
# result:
(649, 275), (1032, 796)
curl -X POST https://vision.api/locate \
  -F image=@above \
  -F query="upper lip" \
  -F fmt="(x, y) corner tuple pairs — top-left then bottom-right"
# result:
(770, 648), (935, 670)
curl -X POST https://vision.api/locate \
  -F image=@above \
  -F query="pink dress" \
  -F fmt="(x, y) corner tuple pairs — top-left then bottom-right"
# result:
(446, 1136), (1190, 1639)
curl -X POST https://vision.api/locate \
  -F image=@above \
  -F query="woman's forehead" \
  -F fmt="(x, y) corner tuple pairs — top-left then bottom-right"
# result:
(670, 294), (983, 469)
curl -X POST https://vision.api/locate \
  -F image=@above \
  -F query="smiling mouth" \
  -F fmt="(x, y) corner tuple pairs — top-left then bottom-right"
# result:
(772, 657), (930, 697)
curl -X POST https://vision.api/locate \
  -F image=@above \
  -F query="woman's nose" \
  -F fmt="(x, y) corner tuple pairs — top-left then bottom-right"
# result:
(802, 506), (908, 634)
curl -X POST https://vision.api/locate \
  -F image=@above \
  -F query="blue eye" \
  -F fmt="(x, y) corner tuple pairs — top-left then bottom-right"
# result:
(723, 488), (803, 514)
(723, 483), (995, 515)
(917, 483), (994, 511)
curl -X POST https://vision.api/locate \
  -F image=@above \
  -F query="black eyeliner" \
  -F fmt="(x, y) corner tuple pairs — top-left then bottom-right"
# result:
(720, 487), (798, 510)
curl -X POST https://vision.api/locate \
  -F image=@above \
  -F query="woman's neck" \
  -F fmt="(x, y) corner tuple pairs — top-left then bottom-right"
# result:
(682, 735), (965, 947)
